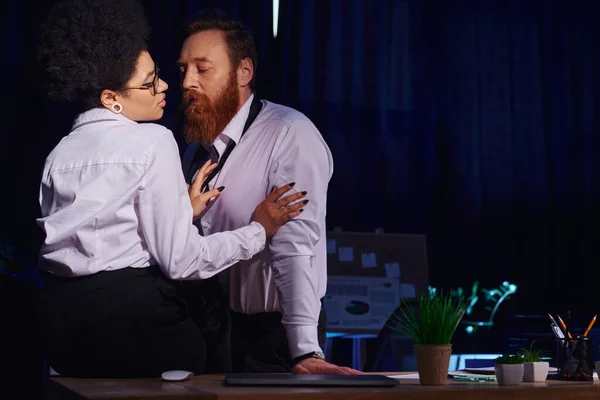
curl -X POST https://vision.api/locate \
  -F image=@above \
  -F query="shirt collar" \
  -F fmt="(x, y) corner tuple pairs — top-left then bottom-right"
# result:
(72, 107), (137, 131)
(205, 94), (254, 150)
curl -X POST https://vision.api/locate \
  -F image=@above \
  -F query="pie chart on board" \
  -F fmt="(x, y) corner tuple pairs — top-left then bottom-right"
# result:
(345, 301), (370, 315)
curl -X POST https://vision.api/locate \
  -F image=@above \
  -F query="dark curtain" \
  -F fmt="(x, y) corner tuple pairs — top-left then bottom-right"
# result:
(2, 1), (600, 392)
(418, 0), (600, 314)
(267, 0), (600, 316)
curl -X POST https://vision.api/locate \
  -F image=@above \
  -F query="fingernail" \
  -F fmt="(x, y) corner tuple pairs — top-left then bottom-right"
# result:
(218, 186), (225, 192)
(289, 182), (296, 187)
(303, 200), (309, 204)
(300, 208), (304, 212)
(301, 191), (307, 195)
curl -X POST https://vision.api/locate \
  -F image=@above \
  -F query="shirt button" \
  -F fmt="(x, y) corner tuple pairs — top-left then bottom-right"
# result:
(202, 222), (210, 229)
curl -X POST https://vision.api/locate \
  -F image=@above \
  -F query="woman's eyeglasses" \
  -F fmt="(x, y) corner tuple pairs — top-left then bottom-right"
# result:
(117, 65), (160, 96)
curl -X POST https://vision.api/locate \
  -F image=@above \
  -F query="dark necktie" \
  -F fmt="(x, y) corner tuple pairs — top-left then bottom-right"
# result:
(209, 145), (219, 164)
(201, 145), (220, 192)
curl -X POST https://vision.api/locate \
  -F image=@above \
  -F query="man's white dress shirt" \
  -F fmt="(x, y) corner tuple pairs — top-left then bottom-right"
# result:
(37, 108), (266, 279)
(182, 94), (333, 359)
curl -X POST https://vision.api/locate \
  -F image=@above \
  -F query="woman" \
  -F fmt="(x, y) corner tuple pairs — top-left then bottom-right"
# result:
(35, 0), (307, 378)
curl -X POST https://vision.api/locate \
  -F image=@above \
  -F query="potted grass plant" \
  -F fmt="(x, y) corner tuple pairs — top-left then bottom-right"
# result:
(518, 341), (549, 382)
(388, 292), (467, 385)
(495, 354), (524, 386)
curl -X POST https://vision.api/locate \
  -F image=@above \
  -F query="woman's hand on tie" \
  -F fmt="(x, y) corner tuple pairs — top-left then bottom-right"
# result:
(250, 183), (308, 238)
(188, 160), (223, 220)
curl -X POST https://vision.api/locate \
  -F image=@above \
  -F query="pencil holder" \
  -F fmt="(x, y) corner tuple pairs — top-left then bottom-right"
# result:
(554, 337), (594, 381)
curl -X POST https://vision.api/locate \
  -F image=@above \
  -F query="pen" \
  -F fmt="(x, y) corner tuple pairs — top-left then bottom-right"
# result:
(548, 314), (565, 339)
(557, 315), (573, 340)
(583, 315), (597, 337)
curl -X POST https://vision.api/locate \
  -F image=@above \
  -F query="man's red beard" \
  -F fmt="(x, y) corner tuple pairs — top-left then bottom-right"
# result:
(183, 72), (240, 145)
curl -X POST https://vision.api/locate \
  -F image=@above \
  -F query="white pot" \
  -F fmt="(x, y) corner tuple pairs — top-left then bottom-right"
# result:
(523, 361), (549, 382)
(495, 364), (524, 386)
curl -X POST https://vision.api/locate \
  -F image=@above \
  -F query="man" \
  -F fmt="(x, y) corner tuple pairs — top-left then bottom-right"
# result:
(178, 10), (360, 375)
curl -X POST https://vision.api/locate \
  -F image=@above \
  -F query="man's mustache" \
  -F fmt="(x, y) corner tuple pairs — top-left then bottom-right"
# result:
(182, 91), (206, 112)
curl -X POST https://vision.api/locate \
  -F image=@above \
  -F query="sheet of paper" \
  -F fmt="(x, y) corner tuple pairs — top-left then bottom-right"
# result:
(448, 371), (496, 381)
(326, 239), (337, 254)
(462, 367), (558, 374)
(360, 253), (377, 268)
(386, 373), (420, 380)
(384, 262), (400, 278)
(338, 246), (354, 262)
(399, 283), (416, 299)
(390, 369), (600, 381)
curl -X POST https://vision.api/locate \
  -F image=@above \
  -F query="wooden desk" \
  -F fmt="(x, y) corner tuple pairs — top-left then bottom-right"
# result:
(48, 372), (600, 400)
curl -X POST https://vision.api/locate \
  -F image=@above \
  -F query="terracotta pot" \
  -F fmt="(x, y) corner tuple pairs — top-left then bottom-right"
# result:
(414, 344), (452, 385)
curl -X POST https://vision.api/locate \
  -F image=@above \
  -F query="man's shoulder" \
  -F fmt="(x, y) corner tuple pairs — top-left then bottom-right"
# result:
(261, 100), (314, 126)
(258, 100), (331, 166)
(259, 100), (322, 141)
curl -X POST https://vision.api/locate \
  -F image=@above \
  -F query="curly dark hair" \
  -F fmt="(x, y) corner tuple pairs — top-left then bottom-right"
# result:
(186, 9), (258, 89)
(37, 0), (150, 110)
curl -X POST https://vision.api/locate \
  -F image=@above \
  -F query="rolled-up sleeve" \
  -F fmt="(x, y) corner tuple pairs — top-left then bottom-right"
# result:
(268, 119), (333, 358)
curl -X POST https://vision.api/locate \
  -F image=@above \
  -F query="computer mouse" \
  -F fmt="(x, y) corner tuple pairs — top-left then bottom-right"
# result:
(161, 370), (193, 382)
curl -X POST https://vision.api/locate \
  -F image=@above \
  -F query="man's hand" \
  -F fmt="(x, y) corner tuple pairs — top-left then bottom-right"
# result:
(291, 358), (364, 375)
